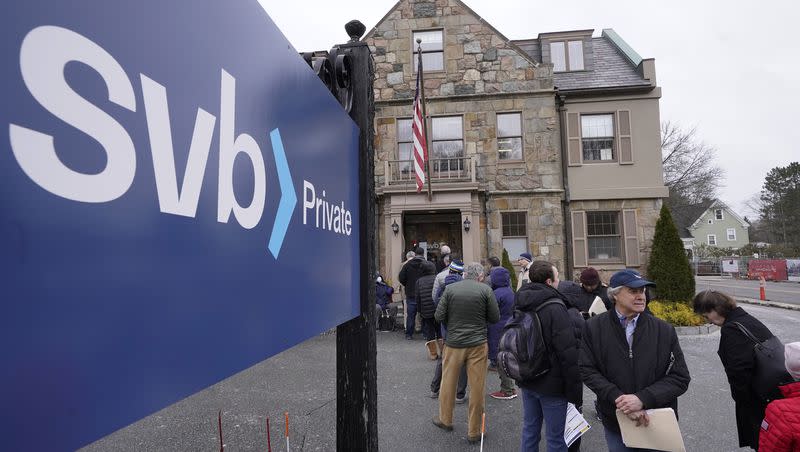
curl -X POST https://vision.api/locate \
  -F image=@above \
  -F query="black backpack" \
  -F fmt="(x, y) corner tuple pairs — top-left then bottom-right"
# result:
(497, 299), (564, 382)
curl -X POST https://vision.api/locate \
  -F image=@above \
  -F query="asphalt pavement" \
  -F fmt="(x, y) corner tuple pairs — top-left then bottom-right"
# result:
(696, 275), (800, 306)
(83, 303), (800, 451)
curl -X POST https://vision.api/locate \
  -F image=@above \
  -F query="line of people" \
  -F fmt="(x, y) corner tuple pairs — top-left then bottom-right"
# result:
(385, 248), (798, 450)
(425, 252), (692, 451)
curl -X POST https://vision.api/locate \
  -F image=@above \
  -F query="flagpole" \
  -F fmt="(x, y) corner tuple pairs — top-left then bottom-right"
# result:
(416, 39), (433, 202)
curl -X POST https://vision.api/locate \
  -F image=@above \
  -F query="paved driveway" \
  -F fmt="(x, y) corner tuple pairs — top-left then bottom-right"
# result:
(84, 303), (800, 451)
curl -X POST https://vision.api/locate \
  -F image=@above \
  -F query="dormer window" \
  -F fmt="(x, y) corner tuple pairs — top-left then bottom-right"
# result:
(715, 209), (724, 220)
(550, 40), (584, 72)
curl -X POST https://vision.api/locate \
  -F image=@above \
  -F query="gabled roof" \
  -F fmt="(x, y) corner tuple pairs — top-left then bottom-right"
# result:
(671, 199), (750, 239)
(670, 199), (714, 239)
(687, 200), (750, 229)
(512, 29), (652, 92)
(364, 0), (540, 67)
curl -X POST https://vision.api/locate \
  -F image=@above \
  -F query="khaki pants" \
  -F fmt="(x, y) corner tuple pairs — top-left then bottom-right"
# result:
(438, 342), (488, 437)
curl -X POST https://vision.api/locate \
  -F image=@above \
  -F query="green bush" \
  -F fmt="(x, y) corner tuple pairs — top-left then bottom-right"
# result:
(648, 205), (695, 302)
(649, 300), (705, 326)
(502, 248), (518, 291)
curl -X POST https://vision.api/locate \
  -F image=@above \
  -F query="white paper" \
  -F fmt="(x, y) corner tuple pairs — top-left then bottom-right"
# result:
(564, 403), (591, 447)
(588, 296), (607, 316)
(616, 408), (686, 452)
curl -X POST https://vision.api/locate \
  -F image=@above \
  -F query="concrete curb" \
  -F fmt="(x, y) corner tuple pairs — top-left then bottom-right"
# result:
(676, 324), (719, 336)
(736, 297), (800, 311)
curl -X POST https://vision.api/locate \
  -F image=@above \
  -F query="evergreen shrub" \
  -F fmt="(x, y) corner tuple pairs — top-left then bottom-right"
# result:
(647, 205), (695, 302)
(502, 248), (518, 291)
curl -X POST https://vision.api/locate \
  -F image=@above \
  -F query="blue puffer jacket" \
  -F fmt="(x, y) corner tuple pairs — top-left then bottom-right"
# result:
(487, 267), (515, 361)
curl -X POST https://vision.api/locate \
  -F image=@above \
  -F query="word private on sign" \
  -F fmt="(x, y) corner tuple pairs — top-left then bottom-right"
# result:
(303, 180), (353, 236)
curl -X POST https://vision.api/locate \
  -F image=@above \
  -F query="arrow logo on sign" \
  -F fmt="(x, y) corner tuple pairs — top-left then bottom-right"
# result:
(267, 128), (296, 259)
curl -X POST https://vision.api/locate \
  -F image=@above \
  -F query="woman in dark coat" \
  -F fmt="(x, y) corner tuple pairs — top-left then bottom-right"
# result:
(693, 290), (777, 450)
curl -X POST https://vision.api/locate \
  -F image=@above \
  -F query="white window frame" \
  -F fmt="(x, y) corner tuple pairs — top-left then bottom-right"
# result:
(497, 112), (523, 161)
(707, 234), (717, 246)
(715, 209), (724, 220)
(550, 40), (584, 72)
(727, 228), (736, 241)
(501, 211), (528, 260)
(586, 211), (623, 262)
(580, 114), (616, 162)
(412, 29), (444, 73)
(396, 118), (413, 174)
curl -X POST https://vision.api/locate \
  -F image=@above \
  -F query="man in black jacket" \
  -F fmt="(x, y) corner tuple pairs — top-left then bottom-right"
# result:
(580, 269), (691, 452)
(515, 260), (582, 452)
(415, 265), (439, 359)
(399, 247), (435, 340)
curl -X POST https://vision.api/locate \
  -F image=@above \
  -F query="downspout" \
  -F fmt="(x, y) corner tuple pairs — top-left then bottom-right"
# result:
(483, 191), (491, 260)
(557, 94), (574, 279)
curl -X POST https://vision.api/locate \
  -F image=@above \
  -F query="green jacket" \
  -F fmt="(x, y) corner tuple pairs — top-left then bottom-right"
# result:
(435, 279), (500, 348)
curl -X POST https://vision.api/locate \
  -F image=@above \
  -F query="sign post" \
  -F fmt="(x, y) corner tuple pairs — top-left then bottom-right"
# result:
(1, 2), (362, 449)
(334, 21), (378, 452)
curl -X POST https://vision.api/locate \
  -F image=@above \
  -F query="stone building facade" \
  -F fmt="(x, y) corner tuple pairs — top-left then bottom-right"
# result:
(365, 0), (667, 287)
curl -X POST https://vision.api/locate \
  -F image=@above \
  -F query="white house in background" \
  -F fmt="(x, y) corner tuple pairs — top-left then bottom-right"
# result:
(670, 198), (750, 257)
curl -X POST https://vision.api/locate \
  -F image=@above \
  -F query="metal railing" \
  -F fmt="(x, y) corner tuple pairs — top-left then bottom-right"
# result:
(384, 156), (475, 185)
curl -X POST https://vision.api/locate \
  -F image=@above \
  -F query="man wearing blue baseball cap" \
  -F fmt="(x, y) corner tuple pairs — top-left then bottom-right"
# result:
(580, 269), (691, 451)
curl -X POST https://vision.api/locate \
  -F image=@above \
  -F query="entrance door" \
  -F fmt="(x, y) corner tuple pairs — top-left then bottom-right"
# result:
(402, 210), (462, 264)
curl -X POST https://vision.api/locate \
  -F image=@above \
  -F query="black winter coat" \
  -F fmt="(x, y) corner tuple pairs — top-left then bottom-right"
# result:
(399, 258), (434, 299)
(719, 306), (776, 449)
(415, 275), (437, 319)
(514, 282), (582, 406)
(558, 281), (611, 313)
(580, 310), (690, 433)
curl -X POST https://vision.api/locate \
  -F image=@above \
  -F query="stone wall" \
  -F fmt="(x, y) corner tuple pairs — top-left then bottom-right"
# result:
(365, 0), (553, 102)
(374, 94), (561, 191)
(486, 194), (566, 271)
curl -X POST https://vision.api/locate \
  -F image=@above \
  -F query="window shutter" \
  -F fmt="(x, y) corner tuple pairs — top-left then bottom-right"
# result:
(617, 110), (633, 164)
(567, 112), (582, 166)
(623, 209), (639, 266)
(572, 211), (587, 267)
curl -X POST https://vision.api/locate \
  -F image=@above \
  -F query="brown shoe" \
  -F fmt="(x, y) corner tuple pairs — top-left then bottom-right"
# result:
(467, 432), (485, 444)
(425, 340), (439, 360)
(432, 416), (453, 432)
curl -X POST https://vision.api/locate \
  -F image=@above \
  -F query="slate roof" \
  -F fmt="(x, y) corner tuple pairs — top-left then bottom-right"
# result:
(512, 35), (652, 92)
(669, 199), (715, 239)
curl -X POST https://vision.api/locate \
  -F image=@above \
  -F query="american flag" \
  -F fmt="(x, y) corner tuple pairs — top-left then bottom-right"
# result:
(412, 56), (427, 193)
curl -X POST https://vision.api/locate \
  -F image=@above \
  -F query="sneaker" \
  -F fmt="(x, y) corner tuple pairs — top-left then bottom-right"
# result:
(430, 391), (439, 399)
(432, 416), (453, 431)
(455, 396), (466, 404)
(489, 390), (517, 400)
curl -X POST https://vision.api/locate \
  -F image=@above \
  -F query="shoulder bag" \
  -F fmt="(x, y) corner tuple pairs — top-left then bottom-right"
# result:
(730, 321), (791, 403)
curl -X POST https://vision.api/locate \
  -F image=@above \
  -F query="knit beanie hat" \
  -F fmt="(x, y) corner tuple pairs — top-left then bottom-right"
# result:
(449, 260), (464, 273)
(580, 267), (600, 286)
(786, 342), (800, 380)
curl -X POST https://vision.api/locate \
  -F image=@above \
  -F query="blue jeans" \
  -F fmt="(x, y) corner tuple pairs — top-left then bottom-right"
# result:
(404, 299), (417, 337)
(603, 425), (659, 452)
(520, 388), (567, 452)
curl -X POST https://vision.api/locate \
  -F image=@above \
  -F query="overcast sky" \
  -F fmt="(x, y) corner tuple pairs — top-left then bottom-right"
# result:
(259, 0), (797, 217)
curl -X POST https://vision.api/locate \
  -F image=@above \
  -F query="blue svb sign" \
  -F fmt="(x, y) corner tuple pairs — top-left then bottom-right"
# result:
(0, 1), (360, 450)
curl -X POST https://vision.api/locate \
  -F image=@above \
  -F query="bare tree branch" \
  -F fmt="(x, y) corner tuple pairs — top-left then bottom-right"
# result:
(661, 121), (725, 206)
